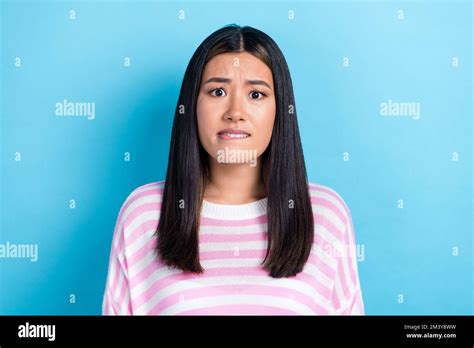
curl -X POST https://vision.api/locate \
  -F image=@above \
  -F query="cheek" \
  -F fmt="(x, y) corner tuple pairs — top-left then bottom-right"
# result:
(196, 99), (210, 135)
(196, 98), (219, 149)
(258, 104), (276, 142)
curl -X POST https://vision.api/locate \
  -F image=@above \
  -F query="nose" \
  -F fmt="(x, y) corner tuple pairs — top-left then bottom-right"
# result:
(224, 92), (247, 122)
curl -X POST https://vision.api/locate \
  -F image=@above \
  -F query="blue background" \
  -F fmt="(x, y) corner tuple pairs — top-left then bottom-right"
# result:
(1, 0), (472, 315)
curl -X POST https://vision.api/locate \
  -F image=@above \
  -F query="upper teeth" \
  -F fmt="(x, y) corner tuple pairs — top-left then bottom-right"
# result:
(223, 133), (249, 138)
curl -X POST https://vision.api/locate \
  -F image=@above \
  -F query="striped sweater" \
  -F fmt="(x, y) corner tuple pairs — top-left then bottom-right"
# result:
(102, 181), (364, 315)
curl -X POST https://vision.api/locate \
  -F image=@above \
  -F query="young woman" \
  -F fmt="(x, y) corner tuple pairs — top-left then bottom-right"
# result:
(102, 24), (364, 315)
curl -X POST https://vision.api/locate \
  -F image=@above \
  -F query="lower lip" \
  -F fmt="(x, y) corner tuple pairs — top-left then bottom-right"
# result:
(218, 133), (251, 140)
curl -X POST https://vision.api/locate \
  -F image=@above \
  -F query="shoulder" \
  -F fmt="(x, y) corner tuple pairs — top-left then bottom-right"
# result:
(117, 180), (165, 227)
(307, 182), (353, 238)
(124, 180), (165, 203)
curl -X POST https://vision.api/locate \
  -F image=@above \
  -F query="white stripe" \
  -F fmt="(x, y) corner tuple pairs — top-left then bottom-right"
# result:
(108, 236), (128, 302)
(350, 301), (361, 315)
(310, 187), (348, 221)
(199, 223), (267, 235)
(113, 267), (125, 304)
(131, 182), (165, 196)
(311, 243), (338, 270)
(107, 249), (118, 295)
(316, 222), (345, 251)
(101, 293), (107, 315)
(125, 214), (159, 256)
(132, 259), (276, 312)
(338, 285), (362, 315)
(128, 248), (158, 279)
(303, 262), (333, 290)
(119, 289), (130, 315)
(160, 294), (315, 315)
(132, 269), (265, 307)
(313, 203), (346, 232)
(125, 228), (155, 260)
(132, 266), (184, 313)
(200, 258), (263, 268)
(126, 210), (160, 240)
(199, 240), (267, 252)
(340, 243), (356, 292)
(121, 195), (162, 239)
(132, 260), (333, 315)
(103, 182), (163, 315)
(333, 261), (346, 312)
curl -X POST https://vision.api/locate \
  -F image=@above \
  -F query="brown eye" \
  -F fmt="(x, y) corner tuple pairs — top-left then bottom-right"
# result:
(210, 88), (226, 97)
(250, 91), (265, 100)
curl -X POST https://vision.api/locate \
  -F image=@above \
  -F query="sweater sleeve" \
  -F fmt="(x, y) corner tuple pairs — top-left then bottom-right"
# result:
(331, 200), (365, 315)
(102, 197), (133, 315)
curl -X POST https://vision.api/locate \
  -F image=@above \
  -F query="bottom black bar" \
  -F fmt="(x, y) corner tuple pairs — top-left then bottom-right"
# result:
(0, 315), (472, 346)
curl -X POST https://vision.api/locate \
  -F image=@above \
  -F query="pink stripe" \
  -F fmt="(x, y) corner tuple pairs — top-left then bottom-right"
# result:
(307, 252), (337, 280)
(133, 266), (332, 311)
(144, 180), (165, 188)
(334, 189), (358, 287)
(199, 232), (267, 243)
(310, 184), (358, 296)
(310, 184), (346, 210)
(108, 200), (130, 294)
(200, 215), (267, 227)
(133, 267), (265, 310)
(128, 228), (268, 271)
(113, 187), (162, 264)
(117, 278), (128, 313)
(355, 289), (364, 314)
(109, 252), (122, 299)
(177, 304), (299, 315)
(129, 248), (335, 293)
(106, 288), (119, 315)
(129, 254), (164, 290)
(124, 201), (161, 231)
(127, 228), (159, 267)
(314, 223), (347, 280)
(119, 185), (163, 223)
(148, 284), (329, 315)
(128, 236), (334, 291)
(344, 288), (361, 315)
(311, 196), (347, 226)
(126, 219), (159, 255)
(332, 283), (340, 311)
(294, 270), (332, 300)
(337, 255), (351, 300)
(344, 211), (358, 286)
(132, 249), (268, 285)
(125, 206), (160, 245)
(121, 187), (164, 224)
(314, 213), (344, 241)
(129, 247), (336, 297)
(199, 249), (267, 261)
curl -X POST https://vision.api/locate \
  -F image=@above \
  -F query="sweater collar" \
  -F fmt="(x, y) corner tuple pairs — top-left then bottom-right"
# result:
(201, 197), (268, 219)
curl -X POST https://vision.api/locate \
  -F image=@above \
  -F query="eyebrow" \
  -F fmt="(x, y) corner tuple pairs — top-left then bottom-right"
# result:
(203, 77), (272, 90)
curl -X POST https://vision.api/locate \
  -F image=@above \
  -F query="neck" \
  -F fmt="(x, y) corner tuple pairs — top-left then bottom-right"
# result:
(204, 157), (266, 204)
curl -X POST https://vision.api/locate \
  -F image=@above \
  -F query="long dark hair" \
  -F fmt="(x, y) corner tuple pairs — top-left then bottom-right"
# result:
(155, 24), (314, 278)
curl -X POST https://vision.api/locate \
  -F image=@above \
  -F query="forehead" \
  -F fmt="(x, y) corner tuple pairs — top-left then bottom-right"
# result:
(202, 52), (273, 80)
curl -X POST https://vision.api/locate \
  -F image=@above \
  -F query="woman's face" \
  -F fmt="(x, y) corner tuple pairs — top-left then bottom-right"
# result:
(196, 52), (276, 166)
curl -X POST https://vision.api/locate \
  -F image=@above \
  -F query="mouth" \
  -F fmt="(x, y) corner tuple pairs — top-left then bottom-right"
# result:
(217, 128), (251, 140)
